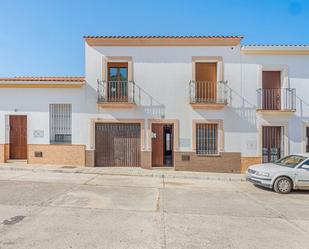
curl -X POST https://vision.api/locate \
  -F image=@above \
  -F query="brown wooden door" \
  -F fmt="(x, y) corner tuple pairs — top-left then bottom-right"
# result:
(262, 71), (281, 110)
(95, 123), (140, 167)
(195, 63), (217, 102)
(9, 115), (27, 159)
(262, 126), (282, 163)
(152, 124), (164, 167)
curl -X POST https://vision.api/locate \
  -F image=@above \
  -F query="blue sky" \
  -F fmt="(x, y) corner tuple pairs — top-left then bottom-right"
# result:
(0, 0), (308, 76)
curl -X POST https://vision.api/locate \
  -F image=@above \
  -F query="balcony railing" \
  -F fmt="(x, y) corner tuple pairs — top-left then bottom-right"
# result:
(257, 88), (296, 111)
(98, 80), (135, 103)
(189, 80), (228, 104)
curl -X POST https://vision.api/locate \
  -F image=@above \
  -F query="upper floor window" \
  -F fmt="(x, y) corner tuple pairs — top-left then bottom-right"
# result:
(49, 104), (72, 144)
(107, 62), (128, 102)
(196, 123), (218, 155)
(108, 62), (128, 81)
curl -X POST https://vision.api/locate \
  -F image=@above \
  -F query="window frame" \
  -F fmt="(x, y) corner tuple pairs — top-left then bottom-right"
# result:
(49, 103), (72, 144)
(192, 119), (223, 156)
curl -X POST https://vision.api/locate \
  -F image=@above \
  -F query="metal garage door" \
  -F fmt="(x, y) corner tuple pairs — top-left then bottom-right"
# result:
(95, 123), (141, 167)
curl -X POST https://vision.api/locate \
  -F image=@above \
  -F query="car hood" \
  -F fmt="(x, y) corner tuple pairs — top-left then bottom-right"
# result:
(249, 163), (293, 173)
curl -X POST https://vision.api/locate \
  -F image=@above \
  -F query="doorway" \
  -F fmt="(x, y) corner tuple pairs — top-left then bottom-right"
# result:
(262, 126), (283, 163)
(152, 124), (173, 167)
(262, 71), (281, 110)
(195, 62), (217, 103)
(107, 62), (128, 102)
(95, 123), (141, 167)
(9, 115), (27, 160)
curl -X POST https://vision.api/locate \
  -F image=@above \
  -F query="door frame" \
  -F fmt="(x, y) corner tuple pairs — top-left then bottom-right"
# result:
(301, 123), (309, 153)
(107, 62), (129, 102)
(94, 122), (142, 167)
(90, 118), (146, 151)
(192, 56), (223, 82)
(258, 122), (289, 160)
(8, 115), (28, 160)
(148, 119), (179, 168)
(258, 65), (289, 89)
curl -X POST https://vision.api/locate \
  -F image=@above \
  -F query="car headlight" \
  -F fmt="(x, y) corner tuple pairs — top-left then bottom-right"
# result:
(255, 171), (270, 177)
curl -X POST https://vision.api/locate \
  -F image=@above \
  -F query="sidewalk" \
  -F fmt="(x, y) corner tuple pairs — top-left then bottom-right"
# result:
(0, 163), (246, 181)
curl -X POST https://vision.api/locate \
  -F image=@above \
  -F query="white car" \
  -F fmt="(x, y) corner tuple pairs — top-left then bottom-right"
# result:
(246, 154), (309, 194)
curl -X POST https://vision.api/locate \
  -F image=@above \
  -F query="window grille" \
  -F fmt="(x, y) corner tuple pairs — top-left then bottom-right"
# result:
(49, 104), (72, 144)
(196, 123), (218, 155)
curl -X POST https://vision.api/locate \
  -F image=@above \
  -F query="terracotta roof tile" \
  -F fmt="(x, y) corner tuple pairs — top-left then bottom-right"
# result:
(243, 44), (309, 47)
(83, 35), (243, 39)
(0, 77), (85, 82)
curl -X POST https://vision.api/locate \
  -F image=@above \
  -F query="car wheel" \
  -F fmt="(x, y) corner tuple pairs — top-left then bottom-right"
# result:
(274, 177), (292, 194)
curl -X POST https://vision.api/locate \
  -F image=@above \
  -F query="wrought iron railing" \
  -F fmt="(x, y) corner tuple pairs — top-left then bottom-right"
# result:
(257, 88), (296, 111)
(189, 80), (228, 104)
(97, 80), (135, 103)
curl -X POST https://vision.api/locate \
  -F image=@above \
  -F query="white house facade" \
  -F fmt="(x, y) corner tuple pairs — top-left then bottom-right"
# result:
(1, 36), (309, 173)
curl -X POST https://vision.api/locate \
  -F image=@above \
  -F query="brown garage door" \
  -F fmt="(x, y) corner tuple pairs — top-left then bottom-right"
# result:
(95, 123), (141, 167)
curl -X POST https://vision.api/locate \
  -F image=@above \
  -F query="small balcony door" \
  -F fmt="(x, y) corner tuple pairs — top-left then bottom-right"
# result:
(107, 62), (128, 102)
(262, 71), (281, 110)
(195, 63), (217, 103)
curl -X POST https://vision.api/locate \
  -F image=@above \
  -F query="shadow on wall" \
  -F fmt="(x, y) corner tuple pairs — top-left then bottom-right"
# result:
(226, 85), (257, 132)
(134, 82), (166, 118)
(85, 80), (166, 119)
(193, 84), (258, 132)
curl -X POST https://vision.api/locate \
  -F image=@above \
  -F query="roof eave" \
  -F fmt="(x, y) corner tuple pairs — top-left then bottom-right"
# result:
(84, 36), (243, 46)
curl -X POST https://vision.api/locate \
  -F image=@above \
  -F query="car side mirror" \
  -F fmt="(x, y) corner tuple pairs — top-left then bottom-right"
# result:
(301, 165), (309, 170)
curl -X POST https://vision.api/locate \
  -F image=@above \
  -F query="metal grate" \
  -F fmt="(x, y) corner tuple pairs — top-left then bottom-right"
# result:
(262, 126), (284, 163)
(196, 123), (218, 155)
(97, 80), (135, 103)
(189, 81), (228, 104)
(257, 88), (296, 111)
(49, 104), (72, 144)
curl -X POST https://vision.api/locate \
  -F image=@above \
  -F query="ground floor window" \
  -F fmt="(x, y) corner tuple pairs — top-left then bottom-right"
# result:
(196, 123), (218, 155)
(49, 104), (72, 144)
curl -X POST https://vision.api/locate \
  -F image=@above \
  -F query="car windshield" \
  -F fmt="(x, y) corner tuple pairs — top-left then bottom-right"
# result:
(274, 155), (307, 168)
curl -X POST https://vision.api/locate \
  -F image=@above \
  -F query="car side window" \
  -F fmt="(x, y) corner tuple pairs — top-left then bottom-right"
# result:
(300, 160), (309, 169)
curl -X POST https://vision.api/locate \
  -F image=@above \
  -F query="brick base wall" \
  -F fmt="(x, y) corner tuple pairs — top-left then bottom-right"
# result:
(240, 156), (262, 173)
(0, 144), (10, 163)
(0, 144), (4, 163)
(174, 152), (241, 173)
(28, 144), (86, 166)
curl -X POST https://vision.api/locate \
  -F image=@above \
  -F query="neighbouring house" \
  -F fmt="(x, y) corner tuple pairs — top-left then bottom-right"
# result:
(0, 36), (309, 173)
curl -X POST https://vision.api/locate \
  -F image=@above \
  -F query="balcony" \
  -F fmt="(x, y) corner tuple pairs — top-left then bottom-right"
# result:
(189, 80), (228, 109)
(257, 88), (296, 114)
(97, 80), (136, 108)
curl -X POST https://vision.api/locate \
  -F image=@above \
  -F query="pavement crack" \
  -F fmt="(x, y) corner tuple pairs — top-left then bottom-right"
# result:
(242, 191), (309, 238)
(160, 174), (167, 249)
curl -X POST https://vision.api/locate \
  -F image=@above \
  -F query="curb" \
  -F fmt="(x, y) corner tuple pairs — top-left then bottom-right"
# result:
(0, 165), (246, 182)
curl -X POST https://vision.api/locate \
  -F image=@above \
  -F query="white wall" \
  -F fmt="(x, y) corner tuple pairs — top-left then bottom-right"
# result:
(241, 54), (309, 155)
(0, 87), (86, 145)
(1, 44), (309, 158)
(85, 43), (254, 153)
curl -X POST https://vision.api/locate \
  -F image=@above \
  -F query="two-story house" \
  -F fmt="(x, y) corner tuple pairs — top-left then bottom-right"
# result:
(0, 36), (308, 173)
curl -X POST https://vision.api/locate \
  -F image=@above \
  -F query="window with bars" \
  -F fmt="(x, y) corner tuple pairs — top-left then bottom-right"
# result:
(196, 123), (218, 155)
(49, 104), (72, 144)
